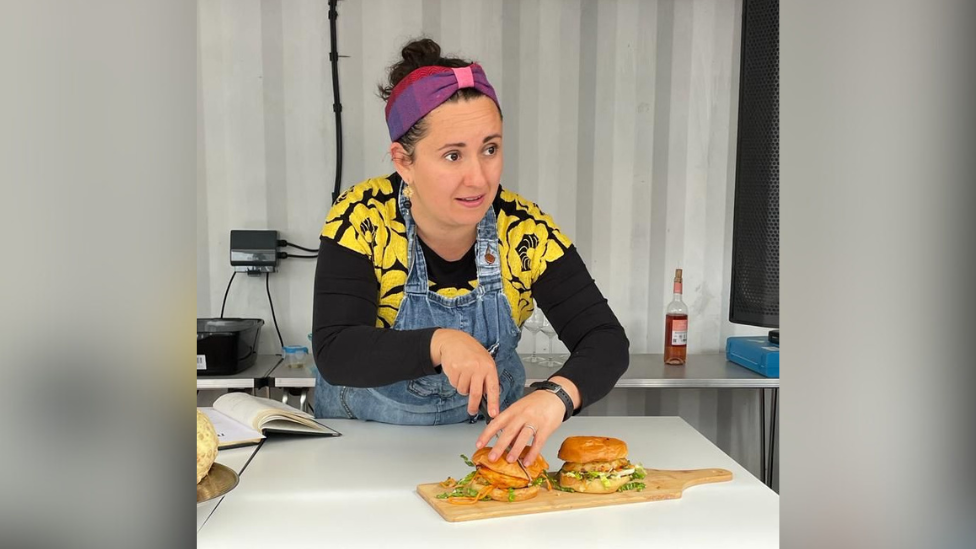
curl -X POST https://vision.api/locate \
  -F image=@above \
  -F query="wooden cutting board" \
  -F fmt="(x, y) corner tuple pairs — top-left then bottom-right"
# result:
(417, 468), (732, 522)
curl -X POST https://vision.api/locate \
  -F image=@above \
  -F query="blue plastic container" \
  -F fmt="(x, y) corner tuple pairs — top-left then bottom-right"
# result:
(726, 336), (779, 378)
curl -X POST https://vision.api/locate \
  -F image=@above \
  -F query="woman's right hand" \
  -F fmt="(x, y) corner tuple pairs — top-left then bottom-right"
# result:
(430, 329), (500, 419)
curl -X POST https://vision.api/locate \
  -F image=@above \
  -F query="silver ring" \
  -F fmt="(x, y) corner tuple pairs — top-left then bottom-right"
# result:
(524, 424), (537, 435)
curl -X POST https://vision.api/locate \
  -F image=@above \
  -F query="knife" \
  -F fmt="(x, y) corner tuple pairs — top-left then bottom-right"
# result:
(477, 343), (500, 424)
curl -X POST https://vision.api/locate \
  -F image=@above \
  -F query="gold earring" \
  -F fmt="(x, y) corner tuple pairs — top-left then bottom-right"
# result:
(403, 184), (414, 198)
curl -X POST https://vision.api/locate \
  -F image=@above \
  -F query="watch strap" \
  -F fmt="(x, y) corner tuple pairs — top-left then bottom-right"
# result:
(529, 380), (575, 422)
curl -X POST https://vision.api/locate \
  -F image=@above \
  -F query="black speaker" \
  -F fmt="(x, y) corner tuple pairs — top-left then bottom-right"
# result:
(730, 0), (779, 329)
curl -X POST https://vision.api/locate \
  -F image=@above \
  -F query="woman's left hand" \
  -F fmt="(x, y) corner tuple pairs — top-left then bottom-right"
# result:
(474, 389), (566, 468)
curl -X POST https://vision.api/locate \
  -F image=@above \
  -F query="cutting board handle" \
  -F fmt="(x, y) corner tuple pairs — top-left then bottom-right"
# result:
(644, 468), (733, 490)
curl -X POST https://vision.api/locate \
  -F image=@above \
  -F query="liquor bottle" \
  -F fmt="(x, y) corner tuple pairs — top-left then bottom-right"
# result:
(664, 268), (688, 365)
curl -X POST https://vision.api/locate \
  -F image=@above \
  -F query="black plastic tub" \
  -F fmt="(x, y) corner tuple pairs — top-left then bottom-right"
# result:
(197, 318), (264, 376)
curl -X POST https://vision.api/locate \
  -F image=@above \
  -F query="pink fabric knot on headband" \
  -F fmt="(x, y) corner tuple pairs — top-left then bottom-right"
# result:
(385, 63), (500, 142)
(452, 66), (475, 88)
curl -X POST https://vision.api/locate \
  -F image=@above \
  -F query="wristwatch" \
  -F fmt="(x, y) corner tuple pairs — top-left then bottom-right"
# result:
(529, 380), (576, 422)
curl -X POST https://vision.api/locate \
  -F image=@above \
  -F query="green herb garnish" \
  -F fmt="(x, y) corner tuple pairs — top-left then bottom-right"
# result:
(507, 488), (515, 502)
(460, 454), (475, 467)
(617, 482), (646, 493)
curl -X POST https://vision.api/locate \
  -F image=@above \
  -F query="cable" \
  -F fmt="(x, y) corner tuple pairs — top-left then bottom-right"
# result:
(282, 240), (318, 253)
(265, 273), (284, 351)
(328, 0), (344, 204)
(220, 271), (237, 318)
(277, 251), (317, 260)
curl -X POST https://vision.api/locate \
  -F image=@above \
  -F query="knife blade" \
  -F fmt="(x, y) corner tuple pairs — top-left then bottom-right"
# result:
(515, 457), (532, 482)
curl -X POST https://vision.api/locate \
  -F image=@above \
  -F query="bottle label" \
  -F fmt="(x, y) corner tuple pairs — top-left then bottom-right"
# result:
(674, 282), (682, 293)
(671, 319), (688, 346)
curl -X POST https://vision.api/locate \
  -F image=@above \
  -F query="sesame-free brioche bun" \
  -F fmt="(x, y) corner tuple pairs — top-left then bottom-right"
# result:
(557, 436), (628, 463)
(557, 472), (631, 494)
(472, 446), (549, 480)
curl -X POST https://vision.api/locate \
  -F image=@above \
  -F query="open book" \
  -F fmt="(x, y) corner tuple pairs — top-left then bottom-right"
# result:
(200, 392), (340, 449)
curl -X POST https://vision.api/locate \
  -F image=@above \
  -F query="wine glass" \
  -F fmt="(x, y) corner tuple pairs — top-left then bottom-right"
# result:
(540, 315), (561, 367)
(522, 307), (544, 363)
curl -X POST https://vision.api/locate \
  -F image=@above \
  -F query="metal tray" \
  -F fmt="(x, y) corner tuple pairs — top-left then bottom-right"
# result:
(197, 462), (240, 505)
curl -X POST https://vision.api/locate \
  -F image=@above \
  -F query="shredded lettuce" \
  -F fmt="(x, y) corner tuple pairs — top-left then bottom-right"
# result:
(436, 485), (482, 499)
(577, 468), (638, 483)
(617, 482), (646, 493)
(507, 488), (515, 502)
(458, 470), (477, 486)
(547, 472), (576, 492)
(632, 464), (647, 480)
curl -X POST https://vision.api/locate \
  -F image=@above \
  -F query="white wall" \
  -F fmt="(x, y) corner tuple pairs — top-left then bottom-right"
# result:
(198, 0), (776, 487)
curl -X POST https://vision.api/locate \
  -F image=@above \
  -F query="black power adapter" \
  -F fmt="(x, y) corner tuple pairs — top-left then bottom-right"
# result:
(230, 230), (280, 274)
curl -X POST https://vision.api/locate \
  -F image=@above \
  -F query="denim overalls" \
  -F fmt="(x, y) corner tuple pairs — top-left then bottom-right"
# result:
(313, 185), (525, 425)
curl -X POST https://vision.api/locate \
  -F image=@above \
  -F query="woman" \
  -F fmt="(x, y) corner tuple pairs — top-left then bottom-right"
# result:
(312, 38), (628, 466)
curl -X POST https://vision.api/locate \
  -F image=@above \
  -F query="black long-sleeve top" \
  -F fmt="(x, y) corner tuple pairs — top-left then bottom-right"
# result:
(311, 174), (628, 411)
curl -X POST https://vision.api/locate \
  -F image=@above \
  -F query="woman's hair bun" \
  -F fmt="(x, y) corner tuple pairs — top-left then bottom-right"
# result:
(399, 38), (442, 67)
(378, 37), (472, 101)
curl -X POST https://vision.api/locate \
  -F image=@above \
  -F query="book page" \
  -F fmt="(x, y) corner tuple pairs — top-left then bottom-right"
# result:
(262, 418), (340, 436)
(199, 407), (264, 448)
(213, 392), (314, 430)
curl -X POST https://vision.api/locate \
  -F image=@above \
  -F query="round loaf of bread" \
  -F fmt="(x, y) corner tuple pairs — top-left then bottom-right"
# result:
(196, 409), (219, 484)
(557, 436), (628, 463)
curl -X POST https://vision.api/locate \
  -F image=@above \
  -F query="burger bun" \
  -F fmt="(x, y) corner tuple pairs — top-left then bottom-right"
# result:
(557, 436), (628, 463)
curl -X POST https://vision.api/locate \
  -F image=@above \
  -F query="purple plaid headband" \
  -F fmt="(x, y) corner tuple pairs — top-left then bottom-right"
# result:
(384, 63), (500, 142)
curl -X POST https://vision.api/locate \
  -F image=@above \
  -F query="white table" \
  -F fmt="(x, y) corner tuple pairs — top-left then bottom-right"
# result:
(280, 353), (780, 486)
(196, 443), (262, 532)
(197, 417), (778, 548)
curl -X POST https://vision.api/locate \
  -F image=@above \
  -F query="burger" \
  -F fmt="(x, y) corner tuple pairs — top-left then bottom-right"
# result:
(469, 447), (551, 502)
(556, 436), (646, 493)
(437, 446), (550, 504)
